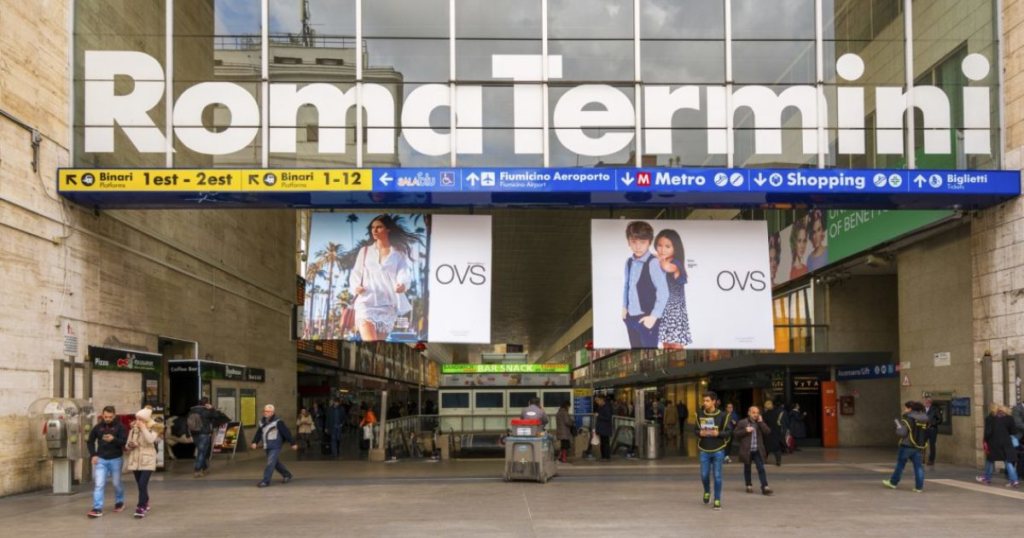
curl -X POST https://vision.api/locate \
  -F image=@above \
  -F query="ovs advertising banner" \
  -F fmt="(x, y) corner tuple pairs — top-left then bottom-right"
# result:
(304, 213), (491, 343)
(591, 219), (774, 350)
(428, 215), (492, 343)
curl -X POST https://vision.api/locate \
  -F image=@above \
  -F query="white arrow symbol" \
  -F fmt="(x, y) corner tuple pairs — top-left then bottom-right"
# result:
(753, 173), (767, 187)
(913, 174), (926, 188)
(380, 172), (393, 186)
(621, 173), (635, 186)
(466, 172), (479, 186)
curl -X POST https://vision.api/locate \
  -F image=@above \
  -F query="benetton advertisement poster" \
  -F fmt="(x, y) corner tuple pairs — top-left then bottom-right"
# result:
(769, 210), (953, 287)
(304, 213), (492, 343)
(591, 220), (774, 350)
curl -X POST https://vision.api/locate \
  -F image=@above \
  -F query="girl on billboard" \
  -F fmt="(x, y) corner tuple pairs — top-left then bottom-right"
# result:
(349, 215), (422, 341)
(654, 229), (692, 349)
(789, 218), (809, 279)
(806, 210), (828, 271)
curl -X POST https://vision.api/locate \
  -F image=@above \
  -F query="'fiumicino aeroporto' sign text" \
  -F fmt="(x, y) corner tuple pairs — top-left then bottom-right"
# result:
(83, 51), (993, 159)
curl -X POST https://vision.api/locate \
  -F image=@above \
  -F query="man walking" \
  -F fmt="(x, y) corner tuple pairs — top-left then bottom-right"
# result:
(733, 406), (774, 496)
(186, 398), (218, 478)
(724, 403), (739, 463)
(87, 406), (127, 518)
(327, 399), (347, 460)
(923, 397), (943, 466)
(677, 399), (689, 456)
(694, 391), (730, 511)
(251, 404), (298, 487)
(663, 399), (679, 453)
(884, 401), (930, 492)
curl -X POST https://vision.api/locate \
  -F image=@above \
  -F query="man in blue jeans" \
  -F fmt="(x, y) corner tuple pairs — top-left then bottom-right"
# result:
(694, 391), (730, 511)
(87, 406), (127, 518)
(884, 401), (930, 492)
(251, 404), (298, 487)
(187, 398), (219, 478)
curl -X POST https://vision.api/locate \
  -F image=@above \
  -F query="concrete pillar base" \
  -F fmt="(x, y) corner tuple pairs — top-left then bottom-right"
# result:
(369, 448), (386, 462)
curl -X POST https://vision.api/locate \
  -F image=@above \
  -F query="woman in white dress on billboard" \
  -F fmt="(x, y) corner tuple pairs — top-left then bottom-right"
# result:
(349, 215), (421, 341)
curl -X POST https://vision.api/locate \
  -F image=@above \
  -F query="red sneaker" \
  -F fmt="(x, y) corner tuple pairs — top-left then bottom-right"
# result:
(87, 509), (103, 518)
(113, 502), (125, 513)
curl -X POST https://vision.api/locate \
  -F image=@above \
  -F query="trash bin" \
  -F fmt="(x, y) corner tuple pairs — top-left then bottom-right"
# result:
(640, 422), (663, 460)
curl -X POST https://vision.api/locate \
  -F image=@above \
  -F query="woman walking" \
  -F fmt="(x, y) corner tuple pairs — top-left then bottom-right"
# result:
(977, 404), (1020, 488)
(126, 408), (159, 518)
(762, 401), (785, 466)
(595, 396), (614, 461)
(296, 408), (315, 460)
(555, 401), (574, 463)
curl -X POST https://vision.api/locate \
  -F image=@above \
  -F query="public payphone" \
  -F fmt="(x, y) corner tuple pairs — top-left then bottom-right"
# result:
(28, 398), (95, 494)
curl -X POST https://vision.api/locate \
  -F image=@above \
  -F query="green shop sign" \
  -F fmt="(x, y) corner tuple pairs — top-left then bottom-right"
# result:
(826, 210), (953, 263)
(442, 364), (571, 374)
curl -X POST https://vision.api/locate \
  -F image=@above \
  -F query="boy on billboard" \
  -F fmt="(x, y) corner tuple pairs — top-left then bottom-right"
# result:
(621, 221), (669, 348)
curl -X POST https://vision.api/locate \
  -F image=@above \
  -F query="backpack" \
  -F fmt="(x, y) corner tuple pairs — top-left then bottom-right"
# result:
(903, 417), (930, 449)
(187, 410), (204, 433)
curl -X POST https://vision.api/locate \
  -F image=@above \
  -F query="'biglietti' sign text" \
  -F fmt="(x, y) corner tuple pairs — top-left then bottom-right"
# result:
(84, 51), (993, 159)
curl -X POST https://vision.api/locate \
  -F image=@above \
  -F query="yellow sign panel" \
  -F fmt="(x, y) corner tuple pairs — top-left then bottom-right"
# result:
(58, 169), (372, 192)
(239, 169), (370, 191)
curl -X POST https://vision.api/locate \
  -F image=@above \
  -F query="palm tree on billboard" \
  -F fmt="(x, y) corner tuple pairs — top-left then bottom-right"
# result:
(347, 213), (359, 249)
(314, 242), (345, 337)
(304, 261), (325, 336)
(304, 283), (324, 338)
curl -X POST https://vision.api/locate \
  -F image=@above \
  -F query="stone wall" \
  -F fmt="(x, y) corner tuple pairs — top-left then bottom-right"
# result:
(0, 1), (297, 498)
(898, 224), (978, 465)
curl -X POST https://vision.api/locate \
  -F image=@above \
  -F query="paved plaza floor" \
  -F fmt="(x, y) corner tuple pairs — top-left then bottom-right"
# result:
(2, 448), (1022, 537)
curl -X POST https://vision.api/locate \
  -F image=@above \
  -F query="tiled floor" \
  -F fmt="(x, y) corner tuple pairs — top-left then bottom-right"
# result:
(2, 448), (1021, 537)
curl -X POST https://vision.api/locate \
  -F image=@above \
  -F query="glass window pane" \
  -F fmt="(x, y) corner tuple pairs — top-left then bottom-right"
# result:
(475, 392), (504, 409)
(269, 0), (356, 39)
(733, 41), (815, 84)
(365, 38), (449, 83)
(640, 0), (724, 39)
(509, 392), (537, 408)
(457, 40), (542, 81)
(456, 0), (541, 39)
(442, 392), (469, 408)
(549, 0), (633, 39)
(641, 41), (725, 84)
(549, 40), (634, 81)
(364, 0), (448, 38)
(543, 392), (571, 409)
(732, 0), (815, 40)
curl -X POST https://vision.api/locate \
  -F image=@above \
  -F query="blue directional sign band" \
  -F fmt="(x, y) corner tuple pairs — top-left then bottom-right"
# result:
(372, 167), (1021, 197)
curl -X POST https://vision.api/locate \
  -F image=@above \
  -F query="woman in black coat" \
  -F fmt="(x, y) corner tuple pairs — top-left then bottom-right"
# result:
(595, 396), (614, 461)
(978, 404), (1019, 487)
(762, 401), (785, 466)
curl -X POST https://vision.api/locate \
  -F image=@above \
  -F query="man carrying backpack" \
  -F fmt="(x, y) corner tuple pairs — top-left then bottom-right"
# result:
(883, 401), (930, 492)
(186, 398), (219, 478)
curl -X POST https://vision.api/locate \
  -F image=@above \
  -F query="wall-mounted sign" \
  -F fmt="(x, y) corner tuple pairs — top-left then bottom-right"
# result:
(836, 364), (898, 381)
(244, 368), (266, 383)
(441, 364), (570, 374)
(89, 346), (162, 373)
(934, 352), (952, 367)
(63, 320), (80, 356)
(950, 397), (971, 416)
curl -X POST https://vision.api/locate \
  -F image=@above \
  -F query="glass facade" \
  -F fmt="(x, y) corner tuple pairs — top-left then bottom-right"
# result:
(73, 0), (1002, 170)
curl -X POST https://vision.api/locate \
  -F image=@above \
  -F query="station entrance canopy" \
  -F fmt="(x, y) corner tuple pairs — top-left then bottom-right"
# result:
(56, 167), (1019, 209)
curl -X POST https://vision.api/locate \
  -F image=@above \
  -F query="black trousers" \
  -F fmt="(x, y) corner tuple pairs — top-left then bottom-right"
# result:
(744, 452), (769, 488)
(133, 470), (152, 508)
(927, 429), (939, 464)
(599, 435), (611, 459)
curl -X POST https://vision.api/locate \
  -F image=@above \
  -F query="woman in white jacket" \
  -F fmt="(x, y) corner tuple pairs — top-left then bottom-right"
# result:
(125, 408), (159, 518)
(349, 215), (420, 341)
